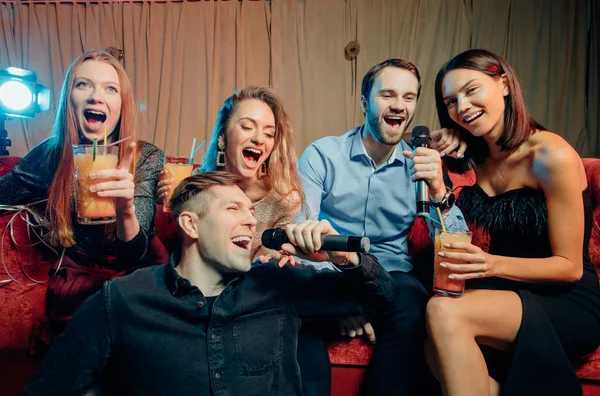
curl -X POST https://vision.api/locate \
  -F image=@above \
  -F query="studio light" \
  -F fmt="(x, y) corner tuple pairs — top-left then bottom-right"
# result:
(0, 66), (50, 155)
(0, 67), (50, 119)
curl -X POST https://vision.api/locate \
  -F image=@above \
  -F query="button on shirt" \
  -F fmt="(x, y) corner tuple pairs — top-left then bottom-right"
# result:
(298, 127), (468, 272)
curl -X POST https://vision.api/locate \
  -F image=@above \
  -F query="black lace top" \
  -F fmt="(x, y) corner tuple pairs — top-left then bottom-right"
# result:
(458, 184), (598, 289)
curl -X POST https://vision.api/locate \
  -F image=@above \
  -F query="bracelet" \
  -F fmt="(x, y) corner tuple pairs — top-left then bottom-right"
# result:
(431, 187), (456, 211)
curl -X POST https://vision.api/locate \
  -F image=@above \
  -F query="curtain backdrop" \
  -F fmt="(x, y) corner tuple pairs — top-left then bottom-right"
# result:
(0, 0), (597, 159)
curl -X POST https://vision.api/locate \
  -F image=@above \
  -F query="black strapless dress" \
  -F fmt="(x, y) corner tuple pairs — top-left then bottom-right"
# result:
(457, 185), (600, 396)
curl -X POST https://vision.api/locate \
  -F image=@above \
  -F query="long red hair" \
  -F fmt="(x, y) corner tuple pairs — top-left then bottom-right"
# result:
(46, 50), (137, 247)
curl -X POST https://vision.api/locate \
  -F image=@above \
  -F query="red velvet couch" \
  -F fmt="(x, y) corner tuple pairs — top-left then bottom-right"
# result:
(1, 156), (600, 395)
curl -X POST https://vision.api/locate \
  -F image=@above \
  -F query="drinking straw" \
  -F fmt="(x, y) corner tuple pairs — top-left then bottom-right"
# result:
(192, 140), (206, 157)
(92, 138), (98, 161)
(107, 136), (132, 147)
(189, 138), (197, 165)
(104, 124), (108, 147)
(426, 214), (443, 227)
(436, 207), (447, 233)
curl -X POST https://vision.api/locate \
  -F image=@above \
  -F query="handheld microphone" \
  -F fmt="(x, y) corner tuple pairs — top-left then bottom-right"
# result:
(261, 228), (370, 253)
(411, 126), (431, 217)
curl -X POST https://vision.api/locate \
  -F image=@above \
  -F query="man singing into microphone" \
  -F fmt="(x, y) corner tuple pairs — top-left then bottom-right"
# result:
(23, 172), (397, 395)
(297, 58), (469, 394)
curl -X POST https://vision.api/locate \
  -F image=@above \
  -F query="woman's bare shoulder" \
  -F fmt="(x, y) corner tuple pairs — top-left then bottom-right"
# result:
(527, 131), (584, 187)
(527, 131), (578, 161)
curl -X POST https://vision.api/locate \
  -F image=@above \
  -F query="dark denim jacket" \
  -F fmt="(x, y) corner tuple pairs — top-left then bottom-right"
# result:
(22, 253), (395, 396)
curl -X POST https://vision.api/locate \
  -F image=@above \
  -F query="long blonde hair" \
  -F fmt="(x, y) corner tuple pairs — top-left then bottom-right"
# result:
(201, 86), (303, 204)
(46, 50), (137, 247)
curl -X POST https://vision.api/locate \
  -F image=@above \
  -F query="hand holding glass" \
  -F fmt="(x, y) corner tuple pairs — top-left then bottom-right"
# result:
(433, 228), (473, 297)
(73, 145), (119, 225)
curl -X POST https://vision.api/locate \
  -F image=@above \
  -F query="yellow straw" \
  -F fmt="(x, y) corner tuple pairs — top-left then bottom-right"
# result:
(104, 124), (107, 147)
(436, 207), (447, 233)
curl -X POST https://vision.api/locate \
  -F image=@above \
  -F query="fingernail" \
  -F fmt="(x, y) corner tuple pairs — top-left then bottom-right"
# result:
(89, 172), (96, 178)
(440, 263), (447, 268)
(444, 243), (451, 248)
(448, 275), (455, 279)
(90, 186), (97, 192)
(438, 252), (445, 257)
(440, 153), (445, 157)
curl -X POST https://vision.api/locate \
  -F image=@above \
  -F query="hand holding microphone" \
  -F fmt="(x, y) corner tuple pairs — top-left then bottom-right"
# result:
(261, 220), (369, 266)
(403, 126), (449, 216)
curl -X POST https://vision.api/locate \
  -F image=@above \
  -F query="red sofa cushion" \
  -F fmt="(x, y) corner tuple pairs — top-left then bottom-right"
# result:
(575, 158), (600, 380)
(0, 157), (53, 395)
(154, 206), (180, 254)
(0, 157), (52, 352)
(583, 159), (600, 275)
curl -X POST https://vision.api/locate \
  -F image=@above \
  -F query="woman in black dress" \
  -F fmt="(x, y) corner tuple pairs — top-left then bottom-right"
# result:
(425, 49), (600, 395)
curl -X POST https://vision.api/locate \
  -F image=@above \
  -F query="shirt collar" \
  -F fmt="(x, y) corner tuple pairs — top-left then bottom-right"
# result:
(166, 254), (193, 296)
(166, 254), (242, 296)
(349, 125), (407, 167)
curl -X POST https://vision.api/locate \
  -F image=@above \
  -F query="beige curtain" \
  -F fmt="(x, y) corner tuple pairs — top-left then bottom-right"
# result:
(0, 0), (597, 159)
(270, 0), (351, 151)
(0, 0), (272, 158)
(349, 0), (472, 131)
(471, 0), (591, 156)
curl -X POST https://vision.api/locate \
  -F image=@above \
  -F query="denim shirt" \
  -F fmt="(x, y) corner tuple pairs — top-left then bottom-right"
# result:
(22, 253), (395, 396)
(298, 127), (468, 272)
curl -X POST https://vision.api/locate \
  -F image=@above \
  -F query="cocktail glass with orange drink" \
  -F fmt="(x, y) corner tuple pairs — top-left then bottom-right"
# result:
(73, 144), (119, 225)
(433, 227), (473, 297)
(160, 156), (194, 211)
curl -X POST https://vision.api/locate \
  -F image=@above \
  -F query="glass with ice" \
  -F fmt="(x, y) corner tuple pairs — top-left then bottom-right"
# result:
(160, 156), (194, 211)
(73, 144), (119, 225)
(433, 227), (473, 297)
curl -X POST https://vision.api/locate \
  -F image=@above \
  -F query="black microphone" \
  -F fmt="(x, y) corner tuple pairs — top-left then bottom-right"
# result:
(411, 126), (431, 217)
(261, 228), (370, 253)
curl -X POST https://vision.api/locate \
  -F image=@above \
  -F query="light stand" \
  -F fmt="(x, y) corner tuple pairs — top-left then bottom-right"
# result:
(0, 115), (11, 156)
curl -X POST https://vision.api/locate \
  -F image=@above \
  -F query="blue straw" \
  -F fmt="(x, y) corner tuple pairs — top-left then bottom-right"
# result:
(421, 213), (443, 226)
(192, 140), (206, 157)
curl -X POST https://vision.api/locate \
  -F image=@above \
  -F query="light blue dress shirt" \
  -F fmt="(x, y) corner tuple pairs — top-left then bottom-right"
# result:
(298, 127), (468, 273)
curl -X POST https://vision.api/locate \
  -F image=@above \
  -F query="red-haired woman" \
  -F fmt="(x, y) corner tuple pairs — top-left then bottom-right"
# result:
(0, 50), (167, 342)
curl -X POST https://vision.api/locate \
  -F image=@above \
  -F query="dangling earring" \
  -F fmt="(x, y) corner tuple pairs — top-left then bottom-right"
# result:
(259, 162), (268, 178)
(216, 135), (226, 167)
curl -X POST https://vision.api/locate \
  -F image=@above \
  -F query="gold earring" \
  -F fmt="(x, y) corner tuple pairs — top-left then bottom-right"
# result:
(259, 162), (268, 178)
(216, 135), (226, 167)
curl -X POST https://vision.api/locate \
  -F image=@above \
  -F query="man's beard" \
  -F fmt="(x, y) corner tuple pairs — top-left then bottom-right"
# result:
(366, 112), (405, 146)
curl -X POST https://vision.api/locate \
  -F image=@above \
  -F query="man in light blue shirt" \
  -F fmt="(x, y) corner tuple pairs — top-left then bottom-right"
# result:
(300, 128), (467, 272)
(298, 59), (468, 395)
